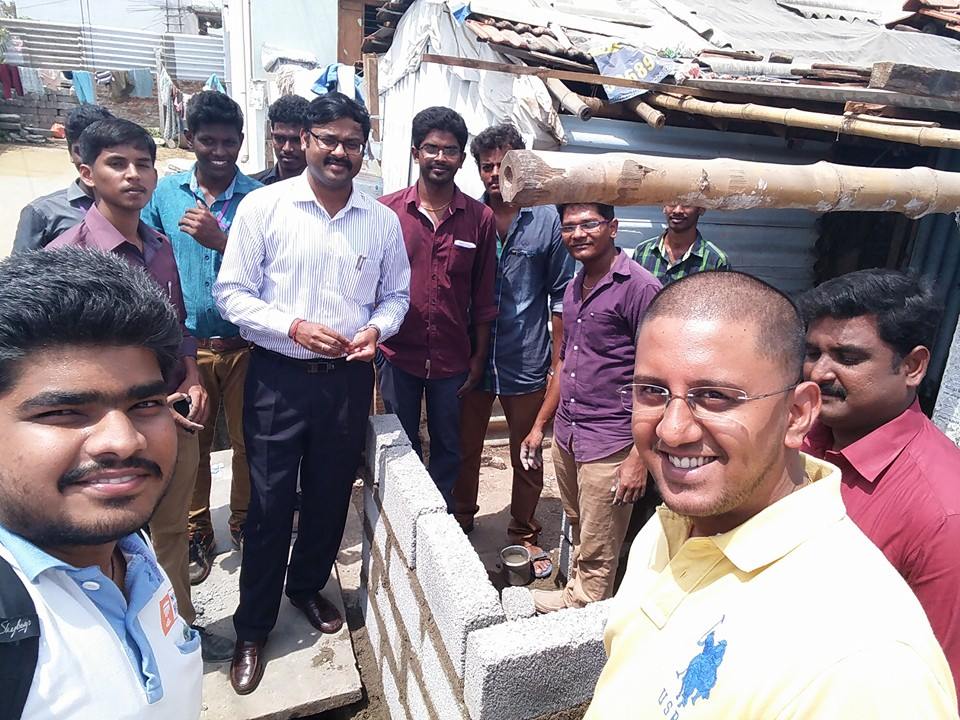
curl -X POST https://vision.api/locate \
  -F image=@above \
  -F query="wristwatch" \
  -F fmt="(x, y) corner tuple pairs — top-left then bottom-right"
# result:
(358, 324), (381, 341)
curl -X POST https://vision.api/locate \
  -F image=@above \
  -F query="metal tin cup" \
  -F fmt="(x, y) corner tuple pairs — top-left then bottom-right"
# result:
(500, 544), (531, 586)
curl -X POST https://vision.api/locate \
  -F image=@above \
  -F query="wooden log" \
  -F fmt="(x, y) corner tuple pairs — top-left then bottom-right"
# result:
(870, 62), (960, 100)
(545, 77), (593, 121)
(498, 149), (960, 218)
(643, 92), (960, 149)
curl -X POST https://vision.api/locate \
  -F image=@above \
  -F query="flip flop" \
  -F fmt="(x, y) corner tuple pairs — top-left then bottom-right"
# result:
(529, 550), (554, 579)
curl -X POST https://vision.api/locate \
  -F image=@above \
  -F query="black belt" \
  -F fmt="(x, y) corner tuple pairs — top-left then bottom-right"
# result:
(253, 345), (348, 374)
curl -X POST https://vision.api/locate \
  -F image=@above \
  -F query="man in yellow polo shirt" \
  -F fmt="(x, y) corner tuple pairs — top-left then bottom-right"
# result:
(587, 271), (957, 719)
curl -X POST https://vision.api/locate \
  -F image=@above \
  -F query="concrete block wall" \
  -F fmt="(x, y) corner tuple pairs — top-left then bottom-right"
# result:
(0, 89), (77, 131)
(362, 415), (613, 720)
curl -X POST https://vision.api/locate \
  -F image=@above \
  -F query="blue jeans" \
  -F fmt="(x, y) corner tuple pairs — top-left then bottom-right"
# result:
(376, 354), (467, 509)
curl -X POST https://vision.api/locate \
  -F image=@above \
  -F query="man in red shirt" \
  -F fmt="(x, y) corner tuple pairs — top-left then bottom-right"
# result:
(800, 268), (960, 695)
(378, 107), (497, 507)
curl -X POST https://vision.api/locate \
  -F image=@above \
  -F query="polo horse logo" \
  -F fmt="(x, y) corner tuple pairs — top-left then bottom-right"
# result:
(676, 630), (727, 707)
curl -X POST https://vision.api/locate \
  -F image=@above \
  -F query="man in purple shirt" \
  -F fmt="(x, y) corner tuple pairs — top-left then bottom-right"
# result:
(378, 107), (498, 506)
(521, 203), (661, 613)
(48, 117), (233, 663)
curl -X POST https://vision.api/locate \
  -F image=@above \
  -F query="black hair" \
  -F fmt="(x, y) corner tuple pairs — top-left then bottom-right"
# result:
(268, 94), (310, 129)
(470, 123), (524, 164)
(0, 249), (183, 394)
(185, 90), (244, 135)
(65, 105), (113, 148)
(556, 203), (616, 222)
(797, 269), (940, 361)
(643, 270), (806, 381)
(412, 106), (468, 151)
(304, 92), (371, 141)
(78, 118), (157, 166)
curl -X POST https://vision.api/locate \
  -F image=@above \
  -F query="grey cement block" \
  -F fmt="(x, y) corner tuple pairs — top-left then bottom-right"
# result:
(380, 659), (410, 720)
(403, 668), (432, 720)
(420, 631), (470, 720)
(366, 413), (412, 478)
(463, 600), (612, 720)
(500, 586), (536, 621)
(387, 541), (425, 647)
(362, 479), (388, 587)
(416, 513), (506, 678)
(381, 447), (446, 568)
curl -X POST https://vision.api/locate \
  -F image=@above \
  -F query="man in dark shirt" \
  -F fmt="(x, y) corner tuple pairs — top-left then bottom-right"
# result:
(378, 107), (498, 507)
(252, 95), (309, 185)
(13, 104), (113, 251)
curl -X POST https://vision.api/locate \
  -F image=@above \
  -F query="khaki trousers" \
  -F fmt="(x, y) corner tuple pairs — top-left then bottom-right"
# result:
(454, 388), (546, 544)
(189, 347), (251, 536)
(552, 442), (633, 609)
(150, 427), (199, 624)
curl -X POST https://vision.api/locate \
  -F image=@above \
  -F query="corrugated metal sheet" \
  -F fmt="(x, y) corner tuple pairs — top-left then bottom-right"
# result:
(558, 116), (834, 296)
(0, 18), (223, 81)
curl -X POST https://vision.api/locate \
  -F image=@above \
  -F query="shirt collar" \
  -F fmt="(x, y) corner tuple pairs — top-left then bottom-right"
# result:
(656, 230), (705, 264)
(78, 204), (165, 254)
(810, 399), (924, 483)
(289, 170), (371, 213)
(657, 452), (845, 573)
(66, 177), (91, 203)
(403, 183), (468, 212)
(0, 523), (152, 583)
(186, 165), (256, 201)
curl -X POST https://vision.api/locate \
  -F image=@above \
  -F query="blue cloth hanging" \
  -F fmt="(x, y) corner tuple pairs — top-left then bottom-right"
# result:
(310, 63), (364, 106)
(130, 68), (153, 98)
(203, 73), (226, 93)
(71, 70), (95, 104)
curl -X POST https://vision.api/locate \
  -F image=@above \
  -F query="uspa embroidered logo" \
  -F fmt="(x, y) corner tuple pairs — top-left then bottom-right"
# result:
(658, 617), (727, 719)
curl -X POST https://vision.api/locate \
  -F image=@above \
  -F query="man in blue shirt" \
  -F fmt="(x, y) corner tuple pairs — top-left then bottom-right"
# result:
(0, 249), (202, 718)
(143, 90), (262, 584)
(452, 124), (574, 577)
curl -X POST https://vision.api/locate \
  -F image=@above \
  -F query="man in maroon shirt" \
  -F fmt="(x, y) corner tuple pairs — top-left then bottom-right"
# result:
(378, 107), (498, 507)
(799, 268), (960, 695)
(48, 117), (235, 664)
(521, 203), (661, 613)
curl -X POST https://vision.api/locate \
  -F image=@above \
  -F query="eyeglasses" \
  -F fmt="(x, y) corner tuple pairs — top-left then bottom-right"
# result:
(619, 383), (800, 420)
(560, 220), (609, 236)
(418, 143), (462, 159)
(308, 130), (365, 155)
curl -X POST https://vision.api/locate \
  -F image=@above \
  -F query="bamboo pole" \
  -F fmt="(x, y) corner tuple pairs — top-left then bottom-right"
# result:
(623, 95), (666, 129)
(577, 94), (664, 128)
(544, 77), (593, 121)
(499, 149), (960, 217)
(645, 92), (960, 150)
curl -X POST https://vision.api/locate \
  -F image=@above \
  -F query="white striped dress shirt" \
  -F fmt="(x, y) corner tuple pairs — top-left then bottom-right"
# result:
(213, 172), (411, 359)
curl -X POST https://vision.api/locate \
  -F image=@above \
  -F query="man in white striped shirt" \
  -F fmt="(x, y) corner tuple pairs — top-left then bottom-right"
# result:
(213, 93), (410, 695)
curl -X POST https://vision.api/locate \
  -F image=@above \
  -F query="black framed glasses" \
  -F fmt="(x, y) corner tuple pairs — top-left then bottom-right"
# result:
(417, 143), (462, 159)
(619, 382), (800, 419)
(308, 130), (365, 155)
(560, 220), (610, 236)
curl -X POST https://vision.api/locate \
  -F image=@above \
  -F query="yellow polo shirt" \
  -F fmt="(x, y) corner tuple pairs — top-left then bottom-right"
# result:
(586, 453), (958, 719)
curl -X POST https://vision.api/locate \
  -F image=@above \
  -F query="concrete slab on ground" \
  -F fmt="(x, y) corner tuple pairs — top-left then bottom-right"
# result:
(195, 450), (363, 720)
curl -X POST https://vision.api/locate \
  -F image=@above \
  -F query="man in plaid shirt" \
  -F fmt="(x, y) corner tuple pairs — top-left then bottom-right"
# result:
(632, 204), (729, 285)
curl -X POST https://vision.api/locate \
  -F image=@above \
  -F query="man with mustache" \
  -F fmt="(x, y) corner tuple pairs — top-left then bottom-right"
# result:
(632, 204), (729, 286)
(215, 93), (409, 694)
(47, 118), (232, 663)
(586, 270), (956, 718)
(143, 90), (261, 588)
(378, 107), (498, 507)
(800, 269), (960, 697)
(253, 95), (309, 185)
(0, 249), (202, 718)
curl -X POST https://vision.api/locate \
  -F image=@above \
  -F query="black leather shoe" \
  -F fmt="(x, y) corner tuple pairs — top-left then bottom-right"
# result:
(290, 593), (344, 634)
(230, 640), (266, 695)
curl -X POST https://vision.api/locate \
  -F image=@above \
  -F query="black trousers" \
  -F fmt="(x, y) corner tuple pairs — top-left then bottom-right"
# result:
(233, 347), (373, 643)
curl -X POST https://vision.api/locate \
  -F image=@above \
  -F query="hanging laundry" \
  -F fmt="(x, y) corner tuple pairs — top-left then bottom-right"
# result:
(310, 63), (364, 106)
(18, 67), (43, 96)
(38, 69), (61, 90)
(203, 73), (226, 93)
(110, 70), (132, 99)
(0, 64), (24, 99)
(72, 70), (96, 104)
(95, 70), (113, 85)
(130, 68), (153, 98)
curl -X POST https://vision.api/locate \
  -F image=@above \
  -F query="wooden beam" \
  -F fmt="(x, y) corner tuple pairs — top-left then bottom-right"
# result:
(363, 53), (381, 141)
(870, 62), (960, 100)
(498, 149), (960, 217)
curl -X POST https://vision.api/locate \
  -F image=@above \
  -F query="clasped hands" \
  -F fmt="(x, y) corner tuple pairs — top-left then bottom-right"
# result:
(293, 321), (379, 361)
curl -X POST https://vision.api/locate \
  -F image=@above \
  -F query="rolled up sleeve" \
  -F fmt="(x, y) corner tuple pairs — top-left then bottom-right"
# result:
(368, 213), (411, 342)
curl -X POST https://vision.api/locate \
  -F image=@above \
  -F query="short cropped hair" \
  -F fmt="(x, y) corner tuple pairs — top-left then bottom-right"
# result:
(65, 105), (113, 147)
(185, 90), (244, 135)
(0, 249), (183, 394)
(797, 269), (940, 360)
(557, 203), (616, 223)
(78, 118), (157, 166)
(412, 106), (468, 151)
(643, 270), (806, 381)
(304, 92), (371, 141)
(470, 123), (524, 164)
(268, 94), (310, 129)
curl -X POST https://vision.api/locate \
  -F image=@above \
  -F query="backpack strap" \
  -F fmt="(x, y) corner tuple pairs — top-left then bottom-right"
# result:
(0, 554), (40, 720)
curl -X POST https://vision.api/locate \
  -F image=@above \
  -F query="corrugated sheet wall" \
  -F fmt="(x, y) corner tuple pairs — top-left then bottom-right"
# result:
(558, 117), (834, 296)
(1, 18), (223, 81)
